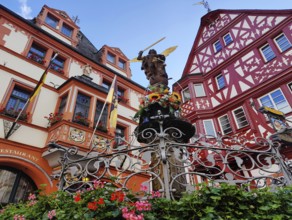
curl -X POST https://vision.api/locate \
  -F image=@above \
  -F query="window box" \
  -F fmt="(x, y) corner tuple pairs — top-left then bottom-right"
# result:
(0, 108), (29, 121)
(73, 112), (90, 126)
(96, 125), (108, 133)
(45, 112), (63, 127)
(28, 54), (46, 65)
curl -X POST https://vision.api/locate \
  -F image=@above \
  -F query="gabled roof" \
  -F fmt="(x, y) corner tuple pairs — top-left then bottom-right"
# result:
(43, 5), (78, 28)
(103, 45), (129, 60)
(182, 9), (292, 76)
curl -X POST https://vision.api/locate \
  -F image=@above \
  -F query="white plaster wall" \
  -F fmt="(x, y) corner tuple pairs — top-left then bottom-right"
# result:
(7, 125), (48, 148)
(41, 25), (71, 45)
(105, 63), (127, 77)
(118, 105), (136, 122)
(69, 61), (83, 78)
(0, 70), (12, 104)
(32, 88), (59, 127)
(129, 89), (142, 110)
(3, 23), (28, 53)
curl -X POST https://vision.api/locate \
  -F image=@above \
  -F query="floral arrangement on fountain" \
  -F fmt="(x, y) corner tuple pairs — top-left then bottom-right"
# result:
(133, 84), (181, 122)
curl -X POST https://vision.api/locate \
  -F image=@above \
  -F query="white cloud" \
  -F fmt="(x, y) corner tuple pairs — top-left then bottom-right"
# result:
(18, 0), (32, 19)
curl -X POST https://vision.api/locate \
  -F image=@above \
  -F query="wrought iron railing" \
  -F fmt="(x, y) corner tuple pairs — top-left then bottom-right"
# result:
(48, 115), (292, 200)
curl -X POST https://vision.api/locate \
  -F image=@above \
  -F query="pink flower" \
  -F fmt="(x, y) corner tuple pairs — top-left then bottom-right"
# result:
(140, 184), (148, 192)
(151, 191), (162, 198)
(135, 200), (151, 211)
(48, 209), (56, 219)
(93, 179), (105, 189)
(28, 193), (36, 200)
(13, 215), (26, 220)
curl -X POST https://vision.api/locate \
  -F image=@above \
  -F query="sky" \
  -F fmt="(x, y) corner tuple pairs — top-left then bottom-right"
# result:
(1, 0), (291, 88)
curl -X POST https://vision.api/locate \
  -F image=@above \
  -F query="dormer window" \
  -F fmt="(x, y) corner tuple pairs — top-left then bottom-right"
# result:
(118, 59), (126, 69)
(61, 23), (73, 38)
(45, 13), (59, 29)
(107, 53), (115, 63)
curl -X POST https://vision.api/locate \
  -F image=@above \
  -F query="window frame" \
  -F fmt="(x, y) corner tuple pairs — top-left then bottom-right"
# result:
(213, 40), (222, 53)
(27, 42), (47, 65)
(258, 88), (291, 114)
(107, 52), (116, 64)
(259, 43), (276, 62)
(223, 32), (233, 46)
(58, 94), (68, 114)
(274, 33), (291, 53)
(102, 80), (111, 91)
(218, 114), (232, 135)
(203, 119), (216, 137)
(181, 87), (191, 103)
(50, 54), (65, 74)
(118, 59), (126, 70)
(194, 83), (206, 97)
(94, 99), (108, 130)
(232, 107), (249, 129)
(216, 74), (226, 90)
(0, 166), (37, 205)
(73, 92), (91, 126)
(61, 22), (73, 38)
(45, 13), (59, 29)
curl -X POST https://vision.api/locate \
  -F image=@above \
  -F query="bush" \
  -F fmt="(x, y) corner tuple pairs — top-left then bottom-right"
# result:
(1, 183), (292, 220)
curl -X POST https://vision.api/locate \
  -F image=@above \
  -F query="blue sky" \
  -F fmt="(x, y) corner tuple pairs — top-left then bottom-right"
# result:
(1, 0), (291, 87)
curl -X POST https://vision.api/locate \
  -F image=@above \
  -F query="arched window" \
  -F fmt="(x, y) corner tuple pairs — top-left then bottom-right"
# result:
(0, 167), (37, 205)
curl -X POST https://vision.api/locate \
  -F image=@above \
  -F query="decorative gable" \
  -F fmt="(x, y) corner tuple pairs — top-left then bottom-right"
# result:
(184, 10), (290, 76)
(35, 5), (80, 47)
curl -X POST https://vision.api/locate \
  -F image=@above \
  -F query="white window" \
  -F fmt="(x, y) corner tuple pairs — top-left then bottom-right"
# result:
(259, 89), (291, 114)
(194, 84), (205, 97)
(216, 74), (225, 90)
(260, 43), (276, 62)
(182, 87), (191, 102)
(203, 120), (216, 137)
(213, 40), (222, 53)
(274, 33), (291, 52)
(223, 33), (233, 45)
(218, 115), (232, 134)
(233, 107), (249, 129)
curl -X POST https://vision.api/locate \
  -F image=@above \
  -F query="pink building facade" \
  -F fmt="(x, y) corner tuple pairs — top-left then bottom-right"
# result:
(173, 9), (292, 157)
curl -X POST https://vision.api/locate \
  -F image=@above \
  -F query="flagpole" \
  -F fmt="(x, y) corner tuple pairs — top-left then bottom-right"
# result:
(88, 101), (108, 147)
(5, 53), (58, 139)
(89, 75), (117, 147)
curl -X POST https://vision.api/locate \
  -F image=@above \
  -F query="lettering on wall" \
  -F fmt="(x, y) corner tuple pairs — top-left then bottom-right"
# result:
(0, 148), (39, 162)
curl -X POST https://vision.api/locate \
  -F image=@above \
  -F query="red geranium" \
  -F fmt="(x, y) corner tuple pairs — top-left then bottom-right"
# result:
(110, 191), (125, 202)
(87, 201), (98, 211)
(97, 198), (105, 205)
(74, 194), (81, 202)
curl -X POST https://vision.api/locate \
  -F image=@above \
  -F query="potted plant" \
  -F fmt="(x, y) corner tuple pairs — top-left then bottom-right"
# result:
(74, 112), (90, 126)
(44, 112), (63, 127)
(0, 107), (29, 121)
